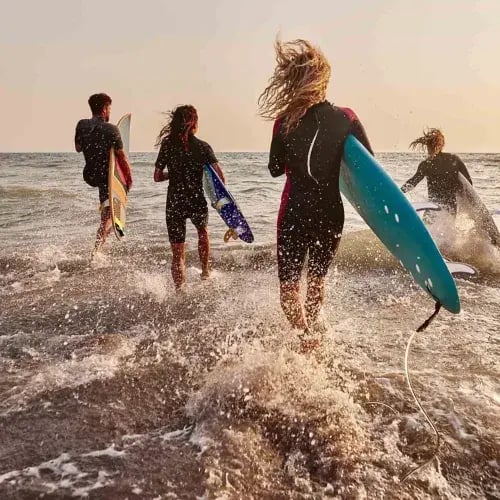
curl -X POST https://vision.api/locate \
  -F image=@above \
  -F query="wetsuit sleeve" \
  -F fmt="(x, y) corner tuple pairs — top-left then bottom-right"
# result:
(268, 119), (286, 177)
(74, 120), (84, 151)
(455, 156), (472, 185)
(110, 124), (123, 151)
(342, 108), (374, 155)
(351, 120), (374, 155)
(202, 142), (218, 165)
(401, 162), (426, 193)
(155, 141), (169, 171)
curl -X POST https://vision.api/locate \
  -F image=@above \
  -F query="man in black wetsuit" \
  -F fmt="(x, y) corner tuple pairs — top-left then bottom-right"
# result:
(401, 128), (472, 214)
(75, 93), (132, 257)
(259, 39), (373, 349)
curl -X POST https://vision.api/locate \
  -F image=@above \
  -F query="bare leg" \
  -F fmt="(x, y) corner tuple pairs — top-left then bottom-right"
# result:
(92, 206), (112, 257)
(305, 275), (326, 325)
(171, 242), (186, 289)
(279, 281), (308, 330)
(197, 227), (210, 279)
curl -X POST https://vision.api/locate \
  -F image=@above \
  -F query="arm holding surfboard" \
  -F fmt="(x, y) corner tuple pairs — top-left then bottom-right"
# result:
(211, 162), (226, 184)
(116, 149), (133, 191)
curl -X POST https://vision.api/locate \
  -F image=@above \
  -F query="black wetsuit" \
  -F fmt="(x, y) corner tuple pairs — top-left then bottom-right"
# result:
(402, 152), (472, 214)
(75, 116), (123, 203)
(155, 135), (218, 243)
(268, 101), (373, 282)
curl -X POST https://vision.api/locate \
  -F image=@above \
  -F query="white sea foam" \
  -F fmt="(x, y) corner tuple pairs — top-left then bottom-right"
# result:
(1, 152), (499, 497)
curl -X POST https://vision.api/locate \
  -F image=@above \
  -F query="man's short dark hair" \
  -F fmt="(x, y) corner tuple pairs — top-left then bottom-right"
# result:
(88, 93), (112, 115)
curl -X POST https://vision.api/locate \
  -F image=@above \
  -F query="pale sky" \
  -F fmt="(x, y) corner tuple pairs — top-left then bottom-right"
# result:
(1, 0), (499, 152)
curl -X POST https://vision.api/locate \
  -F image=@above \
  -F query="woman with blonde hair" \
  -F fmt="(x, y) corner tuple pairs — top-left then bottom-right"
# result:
(401, 128), (472, 214)
(259, 39), (373, 349)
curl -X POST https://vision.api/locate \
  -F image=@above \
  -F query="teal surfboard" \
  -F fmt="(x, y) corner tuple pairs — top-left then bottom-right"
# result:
(340, 135), (460, 313)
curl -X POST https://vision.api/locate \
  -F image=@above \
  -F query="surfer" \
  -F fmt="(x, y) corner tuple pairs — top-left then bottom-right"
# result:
(258, 39), (373, 348)
(401, 128), (472, 215)
(75, 93), (133, 256)
(153, 105), (225, 289)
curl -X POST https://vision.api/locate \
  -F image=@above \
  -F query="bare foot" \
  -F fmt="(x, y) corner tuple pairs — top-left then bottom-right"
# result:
(90, 247), (100, 262)
(307, 313), (329, 336)
(297, 327), (322, 354)
(201, 270), (211, 280)
(299, 337), (321, 354)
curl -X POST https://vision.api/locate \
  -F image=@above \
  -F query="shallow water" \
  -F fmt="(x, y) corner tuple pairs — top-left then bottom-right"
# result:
(0, 151), (499, 498)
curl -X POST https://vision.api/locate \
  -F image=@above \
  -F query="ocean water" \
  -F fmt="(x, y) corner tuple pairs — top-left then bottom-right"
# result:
(0, 151), (499, 499)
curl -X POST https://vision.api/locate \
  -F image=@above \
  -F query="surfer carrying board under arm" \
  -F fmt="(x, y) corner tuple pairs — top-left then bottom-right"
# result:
(401, 128), (472, 215)
(153, 105), (225, 289)
(258, 39), (373, 350)
(75, 93), (133, 257)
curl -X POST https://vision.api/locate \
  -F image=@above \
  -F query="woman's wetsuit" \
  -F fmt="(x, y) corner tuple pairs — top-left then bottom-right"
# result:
(268, 101), (372, 282)
(402, 152), (472, 214)
(155, 135), (218, 243)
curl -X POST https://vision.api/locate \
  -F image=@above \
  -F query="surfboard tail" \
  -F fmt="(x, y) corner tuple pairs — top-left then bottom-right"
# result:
(203, 164), (254, 244)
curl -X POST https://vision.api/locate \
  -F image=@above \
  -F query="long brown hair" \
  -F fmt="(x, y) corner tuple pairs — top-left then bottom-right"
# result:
(258, 39), (331, 134)
(409, 128), (445, 157)
(155, 105), (198, 151)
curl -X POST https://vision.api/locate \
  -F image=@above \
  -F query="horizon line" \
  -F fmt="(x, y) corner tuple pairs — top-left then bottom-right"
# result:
(1, 150), (500, 155)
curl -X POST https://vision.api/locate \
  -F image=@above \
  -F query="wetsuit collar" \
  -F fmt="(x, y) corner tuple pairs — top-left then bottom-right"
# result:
(309, 100), (329, 111)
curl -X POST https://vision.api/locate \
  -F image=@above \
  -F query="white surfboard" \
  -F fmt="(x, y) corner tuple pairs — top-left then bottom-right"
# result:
(413, 202), (441, 213)
(108, 113), (131, 239)
(457, 173), (500, 247)
(445, 261), (477, 277)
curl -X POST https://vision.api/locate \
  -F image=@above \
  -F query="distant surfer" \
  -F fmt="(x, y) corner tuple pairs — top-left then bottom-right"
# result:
(258, 39), (373, 350)
(401, 128), (472, 215)
(75, 93), (133, 257)
(153, 105), (226, 289)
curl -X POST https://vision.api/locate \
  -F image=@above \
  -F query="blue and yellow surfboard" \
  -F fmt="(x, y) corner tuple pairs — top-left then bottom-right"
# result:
(203, 164), (254, 244)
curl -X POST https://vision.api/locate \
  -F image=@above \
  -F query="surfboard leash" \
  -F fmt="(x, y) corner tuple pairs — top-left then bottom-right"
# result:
(401, 300), (442, 483)
(416, 301), (442, 332)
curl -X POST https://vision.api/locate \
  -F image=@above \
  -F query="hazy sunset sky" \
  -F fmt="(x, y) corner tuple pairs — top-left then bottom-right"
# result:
(1, 0), (499, 152)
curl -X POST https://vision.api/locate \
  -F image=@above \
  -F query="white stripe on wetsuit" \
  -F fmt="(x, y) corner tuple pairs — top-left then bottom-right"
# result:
(307, 126), (319, 183)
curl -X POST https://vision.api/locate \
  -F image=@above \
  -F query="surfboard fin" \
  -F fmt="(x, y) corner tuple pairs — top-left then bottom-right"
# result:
(445, 261), (477, 277)
(114, 219), (125, 238)
(223, 228), (238, 243)
(413, 202), (441, 212)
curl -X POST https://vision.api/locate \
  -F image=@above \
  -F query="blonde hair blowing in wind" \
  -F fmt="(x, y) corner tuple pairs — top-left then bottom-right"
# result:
(258, 39), (331, 134)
